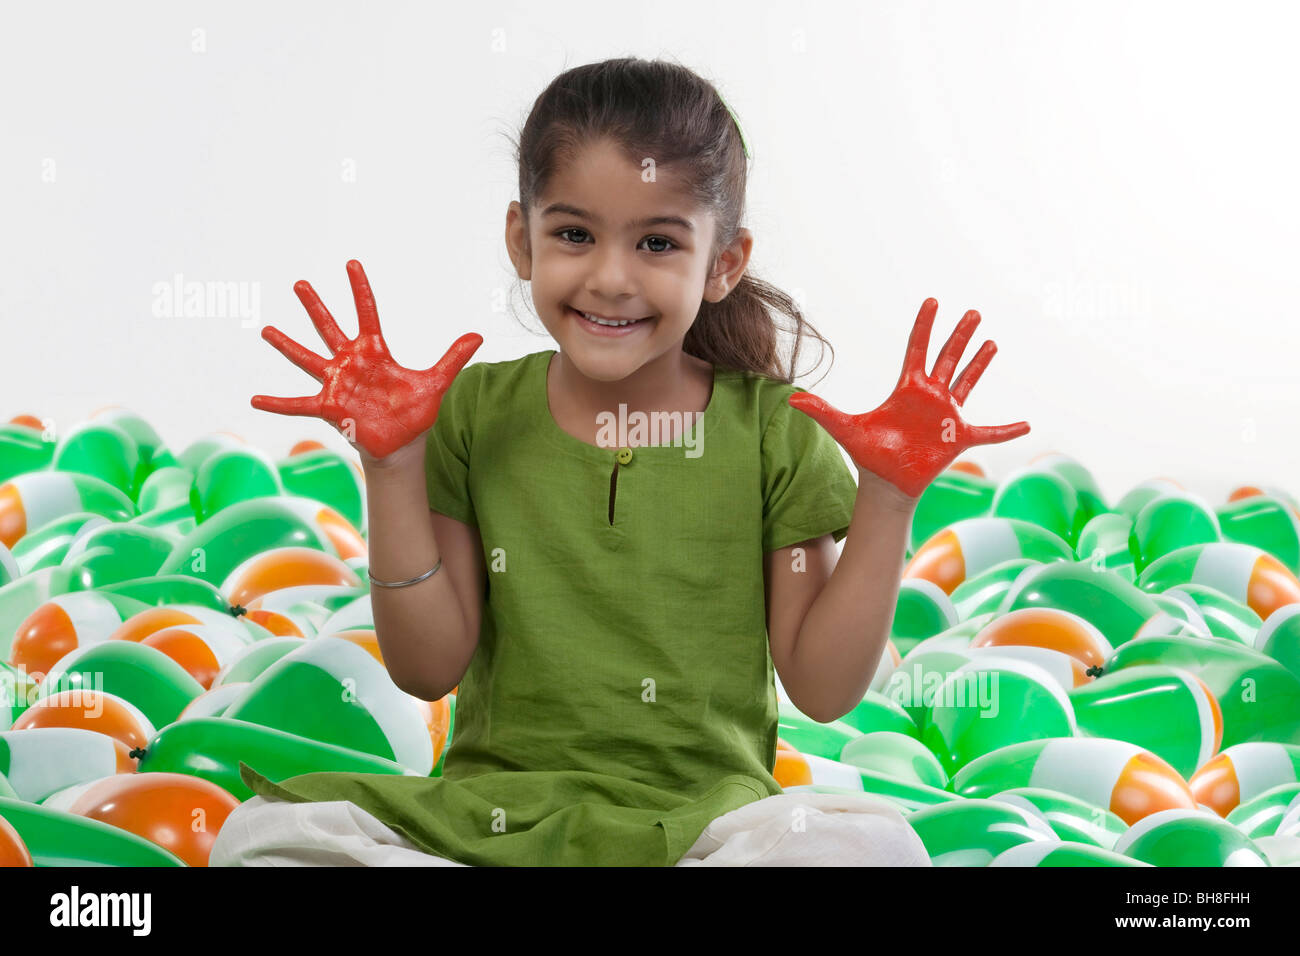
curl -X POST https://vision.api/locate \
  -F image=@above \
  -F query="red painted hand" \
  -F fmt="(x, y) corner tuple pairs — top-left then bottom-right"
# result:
(788, 298), (1030, 500)
(250, 259), (483, 462)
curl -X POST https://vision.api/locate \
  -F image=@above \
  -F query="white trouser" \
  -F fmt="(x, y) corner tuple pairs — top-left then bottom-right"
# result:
(208, 791), (932, 867)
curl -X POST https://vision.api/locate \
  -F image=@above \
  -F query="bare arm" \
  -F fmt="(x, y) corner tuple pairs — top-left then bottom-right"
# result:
(765, 469), (916, 723)
(363, 447), (485, 701)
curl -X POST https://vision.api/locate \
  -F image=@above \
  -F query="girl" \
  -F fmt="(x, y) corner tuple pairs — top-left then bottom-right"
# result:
(212, 57), (1029, 867)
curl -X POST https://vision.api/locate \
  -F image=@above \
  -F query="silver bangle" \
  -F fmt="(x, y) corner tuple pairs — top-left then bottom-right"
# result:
(368, 558), (442, 588)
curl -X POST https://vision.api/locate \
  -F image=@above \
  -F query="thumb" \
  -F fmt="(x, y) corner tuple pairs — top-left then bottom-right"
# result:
(787, 391), (850, 436)
(426, 332), (485, 385)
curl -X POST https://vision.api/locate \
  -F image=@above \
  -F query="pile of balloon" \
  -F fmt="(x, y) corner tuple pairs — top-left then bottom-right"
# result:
(774, 456), (1300, 866)
(2, 406), (1300, 869)
(0, 408), (453, 867)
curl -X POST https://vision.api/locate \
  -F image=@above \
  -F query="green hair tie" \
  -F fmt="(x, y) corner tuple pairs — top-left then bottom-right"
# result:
(718, 92), (751, 160)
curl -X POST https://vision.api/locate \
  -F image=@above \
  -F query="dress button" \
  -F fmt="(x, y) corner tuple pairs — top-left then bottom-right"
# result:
(616, 447), (633, 465)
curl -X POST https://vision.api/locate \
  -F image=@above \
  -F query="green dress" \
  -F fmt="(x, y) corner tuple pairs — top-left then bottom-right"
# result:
(239, 348), (859, 865)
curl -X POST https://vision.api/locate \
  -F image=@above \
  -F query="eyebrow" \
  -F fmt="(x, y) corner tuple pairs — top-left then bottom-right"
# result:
(540, 202), (695, 232)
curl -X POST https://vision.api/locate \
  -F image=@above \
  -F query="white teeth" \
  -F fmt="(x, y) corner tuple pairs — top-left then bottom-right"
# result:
(578, 310), (644, 327)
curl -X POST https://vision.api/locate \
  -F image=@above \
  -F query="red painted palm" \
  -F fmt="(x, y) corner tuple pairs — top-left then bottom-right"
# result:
(788, 298), (1030, 500)
(250, 259), (483, 460)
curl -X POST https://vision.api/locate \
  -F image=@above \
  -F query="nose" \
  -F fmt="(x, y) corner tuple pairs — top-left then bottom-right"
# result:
(583, 242), (640, 301)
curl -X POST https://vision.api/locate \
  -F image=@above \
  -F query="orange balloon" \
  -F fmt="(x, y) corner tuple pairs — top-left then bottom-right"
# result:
(11, 690), (152, 751)
(0, 815), (33, 867)
(1227, 486), (1266, 503)
(289, 440), (326, 456)
(226, 547), (361, 608)
(773, 750), (813, 788)
(948, 460), (985, 477)
(141, 628), (222, 690)
(69, 773), (240, 867)
(7, 414), (43, 430)
(1189, 753), (1239, 817)
(413, 695), (453, 766)
(1109, 751), (1199, 826)
(312, 507), (367, 562)
(110, 606), (207, 643)
(333, 629), (383, 665)
(0, 482), (26, 550)
(10, 601), (80, 680)
(243, 608), (306, 637)
(969, 607), (1110, 685)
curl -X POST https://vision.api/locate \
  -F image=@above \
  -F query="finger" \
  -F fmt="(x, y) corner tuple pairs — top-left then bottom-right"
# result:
(294, 279), (349, 354)
(426, 332), (485, 388)
(900, 298), (939, 385)
(261, 325), (328, 380)
(950, 340), (997, 405)
(966, 420), (1031, 445)
(930, 309), (980, 388)
(250, 393), (324, 417)
(787, 391), (852, 436)
(346, 259), (384, 342)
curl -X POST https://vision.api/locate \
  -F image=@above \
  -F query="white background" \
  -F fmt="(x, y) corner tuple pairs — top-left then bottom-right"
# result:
(3, 0), (1297, 509)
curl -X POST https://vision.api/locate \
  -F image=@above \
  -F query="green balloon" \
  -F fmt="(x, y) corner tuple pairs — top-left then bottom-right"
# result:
(0, 424), (55, 483)
(0, 796), (187, 866)
(1116, 811), (1269, 866)
(137, 716), (419, 801)
(1031, 454), (1109, 526)
(1164, 584), (1261, 644)
(157, 496), (340, 587)
(91, 573), (231, 613)
(950, 558), (1038, 619)
(1217, 495), (1300, 577)
(992, 469), (1086, 548)
(840, 731), (948, 788)
(11, 512), (112, 574)
(890, 579), (959, 657)
(128, 501), (198, 540)
(1258, 608), (1300, 682)
(1114, 479), (1185, 522)
(1108, 634), (1300, 749)
(990, 786), (1128, 849)
(39, 640), (204, 728)
(840, 689), (920, 738)
(137, 465), (195, 513)
(51, 421), (147, 502)
(60, 524), (175, 589)
(777, 698), (860, 760)
(215, 637), (308, 685)
(278, 448), (367, 537)
(910, 470), (996, 555)
(1226, 783), (1300, 839)
(87, 408), (178, 477)
(906, 799), (1056, 866)
(1129, 493), (1221, 573)
(1075, 512), (1137, 582)
(176, 433), (247, 475)
(1069, 665), (1218, 779)
(191, 448), (285, 523)
(998, 561), (1161, 649)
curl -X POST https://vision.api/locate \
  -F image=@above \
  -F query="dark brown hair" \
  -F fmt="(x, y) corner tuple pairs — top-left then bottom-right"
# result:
(507, 56), (835, 385)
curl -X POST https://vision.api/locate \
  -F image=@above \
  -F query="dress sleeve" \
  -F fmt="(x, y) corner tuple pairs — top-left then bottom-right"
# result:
(761, 385), (860, 551)
(424, 362), (483, 527)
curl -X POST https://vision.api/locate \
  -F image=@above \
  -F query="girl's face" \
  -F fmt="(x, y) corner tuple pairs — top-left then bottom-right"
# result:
(506, 137), (751, 384)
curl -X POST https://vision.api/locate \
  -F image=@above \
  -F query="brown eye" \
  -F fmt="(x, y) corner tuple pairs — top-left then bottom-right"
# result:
(641, 236), (676, 253)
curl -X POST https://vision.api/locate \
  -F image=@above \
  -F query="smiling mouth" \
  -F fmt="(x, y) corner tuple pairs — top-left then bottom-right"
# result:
(567, 305), (653, 327)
